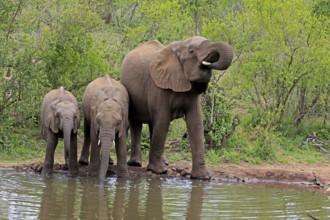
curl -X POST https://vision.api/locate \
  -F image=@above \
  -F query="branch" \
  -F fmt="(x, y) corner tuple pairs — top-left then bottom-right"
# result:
(128, 1), (139, 24)
(6, 0), (24, 40)
(277, 71), (310, 118)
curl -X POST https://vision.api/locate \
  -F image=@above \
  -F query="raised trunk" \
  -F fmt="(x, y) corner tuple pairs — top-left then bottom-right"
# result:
(200, 41), (233, 71)
(99, 137), (114, 183)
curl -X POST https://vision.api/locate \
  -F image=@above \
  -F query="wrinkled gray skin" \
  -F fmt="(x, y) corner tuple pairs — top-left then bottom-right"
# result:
(79, 75), (129, 182)
(120, 36), (233, 180)
(41, 87), (80, 176)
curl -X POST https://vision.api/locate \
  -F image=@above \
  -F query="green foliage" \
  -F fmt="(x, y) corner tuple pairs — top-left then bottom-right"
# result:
(0, 125), (44, 162)
(203, 0), (330, 129)
(202, 79), (238, 149)
(313, 0), (330, 17)
(40, 0), (108, 94)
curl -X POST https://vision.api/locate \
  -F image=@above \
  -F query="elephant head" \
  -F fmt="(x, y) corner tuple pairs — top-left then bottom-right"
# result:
(90, 87), (128, 181)
(150, 36), (233, 92)
(45, 100), (80, 135)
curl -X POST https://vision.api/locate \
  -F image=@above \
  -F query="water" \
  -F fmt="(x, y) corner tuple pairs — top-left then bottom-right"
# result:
(0, 169), (329, 219)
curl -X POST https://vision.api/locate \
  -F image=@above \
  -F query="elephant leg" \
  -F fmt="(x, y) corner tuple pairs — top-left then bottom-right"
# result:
(79, 118), (90, 165)
(68, 133), (79, 176)
(127, 120), (142, 167)
(42, 132), (58, 175)
(149, 124), (168, 166)
(147, 119), (170, 174)
(115, 133), (129, 178)
(185, 101), (211, 180)
(88, 131), (100, 175)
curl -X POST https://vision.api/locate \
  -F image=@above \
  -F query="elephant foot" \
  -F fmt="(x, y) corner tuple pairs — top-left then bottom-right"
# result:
(78, 158), (89, 166)
(191, 168), (211, 180)
(87, 165), (99, 176)
(68, 169), (79, 177)
(117, 167), (130, 178)
(41, 168), (53, 176)
(62, 163), (69, 170)
(147, 162), (167, 174)
(127, 157), (142, 167)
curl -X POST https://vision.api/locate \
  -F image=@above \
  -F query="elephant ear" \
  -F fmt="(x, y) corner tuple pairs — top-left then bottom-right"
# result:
(90, 91), (107, 135)
(45, 100), (60, 133)
(90, 96), (100, 136)
(149, 42), (191, 92)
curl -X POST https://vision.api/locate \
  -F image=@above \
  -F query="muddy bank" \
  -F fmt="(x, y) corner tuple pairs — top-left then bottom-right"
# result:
(5, 160), (330, 193)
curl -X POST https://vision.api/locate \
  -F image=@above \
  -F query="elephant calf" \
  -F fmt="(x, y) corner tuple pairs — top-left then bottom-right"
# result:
(79, 74), (129, 182)
(41, 87), (80, 176)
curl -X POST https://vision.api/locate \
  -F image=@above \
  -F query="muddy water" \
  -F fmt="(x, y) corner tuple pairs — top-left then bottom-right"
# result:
(0, 169), (329, 219)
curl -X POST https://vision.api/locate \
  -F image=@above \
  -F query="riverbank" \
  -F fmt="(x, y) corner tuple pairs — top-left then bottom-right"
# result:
(3, 159), (330, 194)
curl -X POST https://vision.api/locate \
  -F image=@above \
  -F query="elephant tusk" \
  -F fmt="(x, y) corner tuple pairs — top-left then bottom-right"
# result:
(98, 139), (101, 146)
(202, 61), (212, 66)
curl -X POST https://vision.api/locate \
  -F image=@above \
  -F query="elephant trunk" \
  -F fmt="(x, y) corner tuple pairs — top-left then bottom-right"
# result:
(63, 118), (78, 176)
(63, 119), (72, 166)
(199, 41), (233, 71)
(99, 134), (114, 183)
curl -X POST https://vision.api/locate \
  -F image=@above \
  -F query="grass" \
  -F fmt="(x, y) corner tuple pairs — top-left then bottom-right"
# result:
(0, 126), (64, 166)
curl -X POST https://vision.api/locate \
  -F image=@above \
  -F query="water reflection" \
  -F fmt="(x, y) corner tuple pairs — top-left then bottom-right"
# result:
(39, 177), (77, 219)
(186, 180), (205, 219)
(36, 176), (205, 219)
(1, 170), (330, 219)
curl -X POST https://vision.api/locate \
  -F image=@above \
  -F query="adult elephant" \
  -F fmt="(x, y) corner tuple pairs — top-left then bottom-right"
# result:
(120, 36), (233, 180)
(79, 75), (129, 182)
(41, 87), (80, 176)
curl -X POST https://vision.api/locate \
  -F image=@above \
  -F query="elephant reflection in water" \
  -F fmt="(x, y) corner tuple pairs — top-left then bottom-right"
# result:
(79, 178), (165, 219)
(39, 178), (78, 219)
(39, 177), (205, 219)
(186, 180), (205, 219)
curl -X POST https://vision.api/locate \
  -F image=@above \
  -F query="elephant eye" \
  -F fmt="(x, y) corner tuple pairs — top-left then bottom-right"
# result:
(188, 45), (195, 53)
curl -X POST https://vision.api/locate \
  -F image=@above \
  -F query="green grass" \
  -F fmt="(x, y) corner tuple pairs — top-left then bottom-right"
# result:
(0, 126), (67, 165)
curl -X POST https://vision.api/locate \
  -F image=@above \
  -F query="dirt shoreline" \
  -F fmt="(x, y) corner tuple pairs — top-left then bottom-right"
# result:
(3, 160), (330, 194)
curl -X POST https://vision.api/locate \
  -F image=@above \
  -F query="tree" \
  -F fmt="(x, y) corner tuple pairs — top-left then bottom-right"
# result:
(203, 0), (330, 130)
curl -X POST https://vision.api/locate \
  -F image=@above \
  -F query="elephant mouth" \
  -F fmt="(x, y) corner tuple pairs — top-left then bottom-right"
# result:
(201, 51), (220, 67)
(198, 52), (219, 81)
(197, 65), (212, 82)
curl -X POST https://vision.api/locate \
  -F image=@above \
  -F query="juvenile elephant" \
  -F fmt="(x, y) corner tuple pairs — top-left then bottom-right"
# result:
(120, 36), (233, 180)
(41, 87), (80, 176)
(79, 75), (129, 182)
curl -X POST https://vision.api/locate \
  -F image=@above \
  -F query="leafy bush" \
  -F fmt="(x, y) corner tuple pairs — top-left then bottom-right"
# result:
(202, 79), (239, 150)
